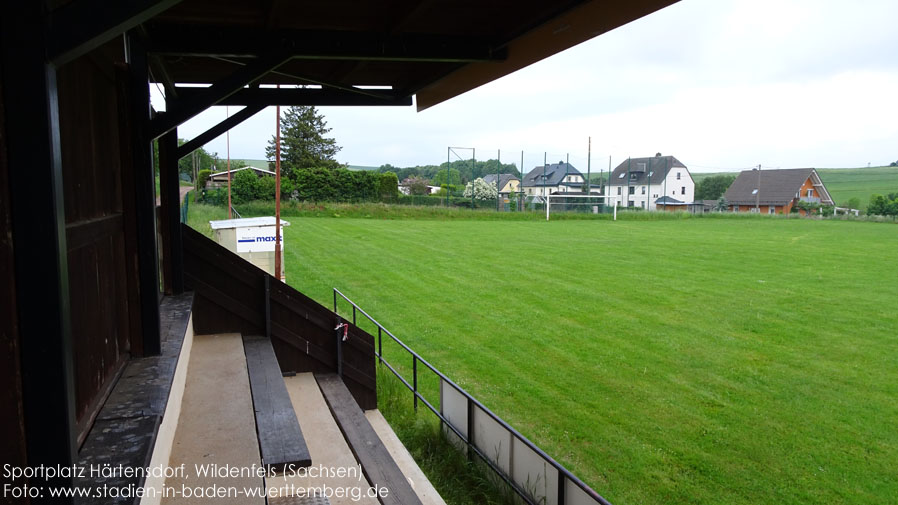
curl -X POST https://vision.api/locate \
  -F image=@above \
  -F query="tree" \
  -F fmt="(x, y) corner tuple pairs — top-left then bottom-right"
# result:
(716, 196), (728, 212)
(867, 194), (898, 216)
(695, 174), (737, 201)
(432, 168), (462, 187)
(463, 178), (498, 201)
(266, 106), (342, 179)
(403, 176), (430, 196)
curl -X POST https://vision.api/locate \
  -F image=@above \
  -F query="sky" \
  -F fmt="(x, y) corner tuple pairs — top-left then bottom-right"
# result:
(157, 0), (898, 174)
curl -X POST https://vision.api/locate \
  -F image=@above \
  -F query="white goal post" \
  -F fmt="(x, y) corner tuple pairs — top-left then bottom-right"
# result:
(546, 194), (619, 221)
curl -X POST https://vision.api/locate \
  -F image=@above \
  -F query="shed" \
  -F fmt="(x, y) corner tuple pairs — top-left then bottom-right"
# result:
(209, 217), (289, 280)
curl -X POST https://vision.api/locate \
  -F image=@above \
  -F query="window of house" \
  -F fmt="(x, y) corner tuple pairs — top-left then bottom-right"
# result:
(807, 189), (813, 198)
(628, 200), (634, 207)
(630, 173), (638, 180)
(641, 201), (645, 208)
(618, 172), (625, 179)
(653, 194), (658, 198)
(617, 187), (622, 195)
(752, 189), (758, 195)
(769, 206), (776, 214)
(677, 172), (681, 180)
(750, 207), (760, 213)
(681, 186), (686, 194)
(629, 186), (635, 195)
(641, 187), (646, 194)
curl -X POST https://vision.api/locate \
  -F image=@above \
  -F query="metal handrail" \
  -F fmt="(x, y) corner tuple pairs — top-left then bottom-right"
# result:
(333, 288), (612, 505)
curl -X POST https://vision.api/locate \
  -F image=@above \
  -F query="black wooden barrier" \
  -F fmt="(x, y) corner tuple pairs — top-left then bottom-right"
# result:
(182, 224), (376, 409)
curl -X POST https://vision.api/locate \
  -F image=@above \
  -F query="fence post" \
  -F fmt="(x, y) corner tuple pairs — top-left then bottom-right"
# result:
(467, 397), (474, 460)
(377, 327), (382, 363)
(336, 324), (343, 377)
(557, 468), (565, 505)
(413, 355), (418, 411)
(352, 305), (356, 326)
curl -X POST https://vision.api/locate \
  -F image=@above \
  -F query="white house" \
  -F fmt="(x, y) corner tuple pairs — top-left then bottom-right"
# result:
(606, 155), (694, 210)
(521, 161), (587, 197)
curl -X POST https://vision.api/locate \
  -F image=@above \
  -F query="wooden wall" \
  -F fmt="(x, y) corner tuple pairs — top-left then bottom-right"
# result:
(57, 45), (136, 445)
(183, 225), (376, 409)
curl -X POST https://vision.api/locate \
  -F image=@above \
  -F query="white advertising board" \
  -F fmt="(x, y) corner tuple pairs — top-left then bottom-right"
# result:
(235, 226), (284, 253)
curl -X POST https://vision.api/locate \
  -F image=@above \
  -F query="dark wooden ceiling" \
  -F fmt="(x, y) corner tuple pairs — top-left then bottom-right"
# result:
(144, 0), (679, 110)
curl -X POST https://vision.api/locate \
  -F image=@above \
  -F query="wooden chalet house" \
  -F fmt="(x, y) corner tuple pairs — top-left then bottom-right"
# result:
(722, 168), (834, 214)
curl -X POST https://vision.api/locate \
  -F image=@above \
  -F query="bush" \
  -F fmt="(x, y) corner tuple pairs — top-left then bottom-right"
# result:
(257, 176), (277, 200)
(379, 172), (399, 199)
(196, 169), (212, 190)
(232, 169), (261, 204)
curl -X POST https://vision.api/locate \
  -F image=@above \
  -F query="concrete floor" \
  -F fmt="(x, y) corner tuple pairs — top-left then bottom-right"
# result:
(366, 410), (447, 505)
(157, 335), (444, 505)
(161, 333), (265, 505)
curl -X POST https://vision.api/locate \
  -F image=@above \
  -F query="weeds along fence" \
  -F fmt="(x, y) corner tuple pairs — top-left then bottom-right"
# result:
(333, 288), (612, 505)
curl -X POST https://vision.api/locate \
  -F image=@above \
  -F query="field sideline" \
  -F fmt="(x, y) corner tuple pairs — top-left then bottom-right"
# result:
(188, 204), (897, 505)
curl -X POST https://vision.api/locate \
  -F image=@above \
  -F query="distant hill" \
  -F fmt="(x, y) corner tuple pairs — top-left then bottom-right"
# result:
(693, 166), (898, 209)
(243, 159), (271, 170)
(243, 159), (378, 172)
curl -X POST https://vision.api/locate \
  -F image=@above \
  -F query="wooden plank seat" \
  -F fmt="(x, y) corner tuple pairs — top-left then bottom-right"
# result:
(316, 373), (423, 505)
(243, 335), (312, 471)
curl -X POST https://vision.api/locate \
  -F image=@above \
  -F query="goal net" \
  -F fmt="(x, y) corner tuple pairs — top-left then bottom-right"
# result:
(545, 194), (619, 221)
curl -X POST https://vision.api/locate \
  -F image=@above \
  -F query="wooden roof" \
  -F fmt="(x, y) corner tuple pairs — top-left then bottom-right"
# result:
(144, 0), (680, 111)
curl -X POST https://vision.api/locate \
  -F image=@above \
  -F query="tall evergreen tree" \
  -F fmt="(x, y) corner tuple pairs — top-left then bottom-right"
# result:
(266, 106), (342, 178)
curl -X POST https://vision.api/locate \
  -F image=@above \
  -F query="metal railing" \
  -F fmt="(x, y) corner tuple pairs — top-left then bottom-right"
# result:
(333, 288), (612, 505)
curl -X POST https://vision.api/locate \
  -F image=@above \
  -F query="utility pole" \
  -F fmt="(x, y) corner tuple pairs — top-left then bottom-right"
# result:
(496, 149), (501, 212)
(445, 147), (450, 207)
(756, 163), (761, 212)
(274, 87), (282, 281)
(586, 137), (592, 195)
(565, 153), (569, 194)
(226, 106), (232, 219)
(626, 157), (631, 208)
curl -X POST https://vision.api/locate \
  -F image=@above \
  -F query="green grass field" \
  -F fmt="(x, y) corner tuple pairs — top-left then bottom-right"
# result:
(188, 204), (898, 505)
(693, 166), (898, 210)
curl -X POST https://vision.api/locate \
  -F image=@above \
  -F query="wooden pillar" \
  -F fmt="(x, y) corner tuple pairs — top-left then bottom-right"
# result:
(125, 32), (162, 356)
(1, 3), (77, 502)
(158, 123), (183, 294)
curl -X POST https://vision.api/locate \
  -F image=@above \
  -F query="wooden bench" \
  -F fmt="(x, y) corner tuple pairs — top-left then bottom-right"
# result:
(316, 373), (423, 505)
(243, 335), (312, 471)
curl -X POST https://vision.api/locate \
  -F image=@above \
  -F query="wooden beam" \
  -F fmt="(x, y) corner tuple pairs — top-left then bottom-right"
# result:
(176, 104), (265, 159)
(149, 52), (291, 139)
(47, 0), (182, 67)
(174, 87), (412, 107)
(243, 335), (311, 471)
(146, 25), (506, 63)
(316, 374), (423, 505)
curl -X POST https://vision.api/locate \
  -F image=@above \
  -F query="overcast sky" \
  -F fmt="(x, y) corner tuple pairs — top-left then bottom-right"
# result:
(159, 0), (898, 174)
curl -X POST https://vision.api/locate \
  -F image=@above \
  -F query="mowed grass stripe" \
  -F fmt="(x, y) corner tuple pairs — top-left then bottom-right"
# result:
(190, 205), (897, 504)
